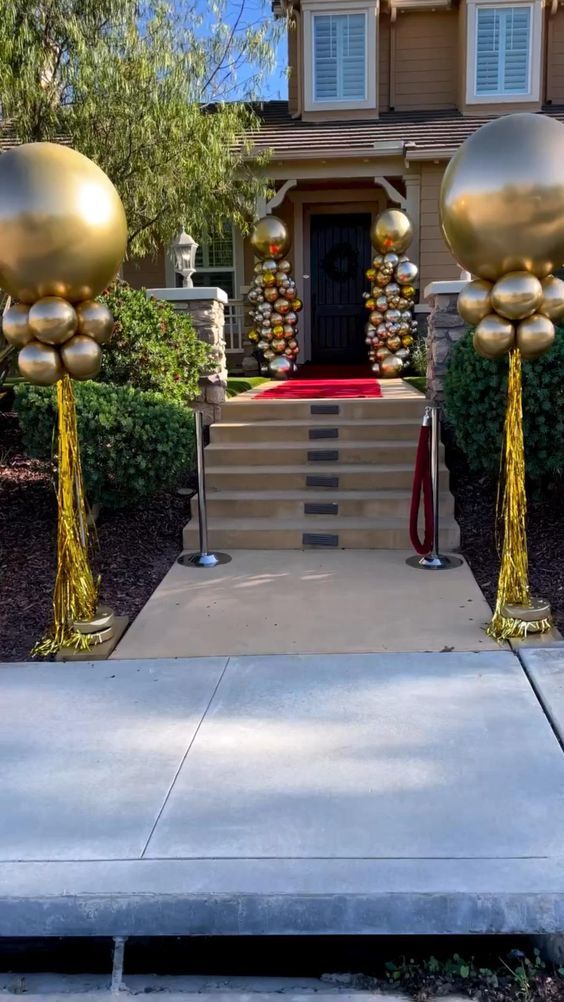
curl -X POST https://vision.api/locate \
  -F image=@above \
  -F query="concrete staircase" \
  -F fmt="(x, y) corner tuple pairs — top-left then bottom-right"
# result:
(183, 388), (460, 551)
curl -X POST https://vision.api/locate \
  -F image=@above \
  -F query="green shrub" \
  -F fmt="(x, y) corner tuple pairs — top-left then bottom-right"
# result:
(15, 381), (195, 509)
(99, 280), (214, 403)
(443, 328), (564, 481)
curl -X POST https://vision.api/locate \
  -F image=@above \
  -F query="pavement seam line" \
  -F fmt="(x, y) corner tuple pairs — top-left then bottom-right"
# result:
(140, 656), (231, 859)
(516, 651), (564, 755)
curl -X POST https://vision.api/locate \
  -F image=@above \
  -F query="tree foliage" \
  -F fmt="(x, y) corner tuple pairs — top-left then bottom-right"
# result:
(0, 0), (280, 255)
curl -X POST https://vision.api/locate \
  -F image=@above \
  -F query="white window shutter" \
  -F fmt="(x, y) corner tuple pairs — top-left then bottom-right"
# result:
(313, 13), (366, 102)
(503, 7), (531, 93)
(475, 5), (531, 97)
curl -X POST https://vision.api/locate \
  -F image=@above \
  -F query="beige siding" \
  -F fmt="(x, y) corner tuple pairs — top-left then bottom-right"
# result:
(123, 249), (167, 290)
(419, 163), (459, 291)
(547, 8), (564, 104)
(393, 10), (457, 111)
(379, 14), (390, 112)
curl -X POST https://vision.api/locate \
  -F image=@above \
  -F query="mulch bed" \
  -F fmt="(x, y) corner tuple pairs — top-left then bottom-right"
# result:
(0, 410), (192, 661)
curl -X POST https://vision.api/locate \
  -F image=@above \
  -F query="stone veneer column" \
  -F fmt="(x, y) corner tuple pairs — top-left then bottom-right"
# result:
(424, 280), (468, 404)
(146, 287), (228, 424)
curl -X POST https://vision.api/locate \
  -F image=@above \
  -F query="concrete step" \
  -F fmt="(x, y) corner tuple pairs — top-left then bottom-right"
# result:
(192, 489), (455, 520)
(211, 418), (422, 444)
(205, 441), (431, 466)
(223, 397), (426, 422)
(206, 464), (450, 491)
(183, 516), (461, 550)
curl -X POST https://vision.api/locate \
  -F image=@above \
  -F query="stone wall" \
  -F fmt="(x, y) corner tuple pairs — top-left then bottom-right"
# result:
(146, 287), (228, 424)
(424, 281), (467, 403)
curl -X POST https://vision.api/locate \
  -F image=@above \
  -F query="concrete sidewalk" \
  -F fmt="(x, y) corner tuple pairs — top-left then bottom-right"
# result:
(1, 649), (564, 937)
(113, 550), (498, 658)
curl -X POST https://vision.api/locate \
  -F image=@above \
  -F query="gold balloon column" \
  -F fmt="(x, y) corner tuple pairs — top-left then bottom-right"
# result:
(247, 216), (303, 380)
(364, 209), (418, 378)
(440, 112), (564, 640)
(0, 142), (128, 655)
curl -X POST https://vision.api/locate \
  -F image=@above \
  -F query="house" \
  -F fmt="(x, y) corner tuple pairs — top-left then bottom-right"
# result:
(126, 0), (564, 369)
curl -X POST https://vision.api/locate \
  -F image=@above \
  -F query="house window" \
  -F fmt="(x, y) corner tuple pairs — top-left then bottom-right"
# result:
(313, 13), (367, 103)
(176, 223), (235, 298)
(467, 1), (541, 104)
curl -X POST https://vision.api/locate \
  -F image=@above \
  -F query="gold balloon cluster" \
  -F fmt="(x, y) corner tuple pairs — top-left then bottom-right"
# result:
(247, 216), (303, 380)
(441, 113), (564, 360)
(364, 209), (418, 378)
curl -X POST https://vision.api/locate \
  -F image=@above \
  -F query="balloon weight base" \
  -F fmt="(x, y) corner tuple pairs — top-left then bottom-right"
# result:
(406, 553), (464, 571)
(178, 552), (232, 568)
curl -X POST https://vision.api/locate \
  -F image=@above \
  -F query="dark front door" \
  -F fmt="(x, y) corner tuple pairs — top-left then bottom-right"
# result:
(310, 212), (372, 363)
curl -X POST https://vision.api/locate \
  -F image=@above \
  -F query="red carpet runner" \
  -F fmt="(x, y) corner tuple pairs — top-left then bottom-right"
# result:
(256, 363), (383, 400)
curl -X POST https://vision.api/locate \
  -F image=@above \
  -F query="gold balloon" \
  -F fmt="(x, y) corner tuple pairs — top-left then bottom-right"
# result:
(371, 210), (413, 255)
(76, 300), (114, 344)
(491, 271), (543, 321)
(540, 275), (564, 322)
(440, 113), (564, 281)
(29, 296), (77, 345)
(250, 216), (290, 262)
(386, 335), (402, 351)
(395, 260), (419, 286)
(61, 334), (102, 380)
(515, 314), (555, 359)
(2, 303), (32, 347)
(473, 314), (515, 359)
(18, 341), (64, 385)
(379, 354), (404, 377)
(0, 143), (127, 303)
(457, 279), (493, 326)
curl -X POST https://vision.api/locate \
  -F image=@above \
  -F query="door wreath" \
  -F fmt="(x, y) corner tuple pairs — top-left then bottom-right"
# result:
(321, 242), (359, 283)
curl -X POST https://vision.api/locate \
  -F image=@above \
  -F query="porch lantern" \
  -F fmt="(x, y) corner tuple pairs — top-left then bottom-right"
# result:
(173, 230), (198, 288)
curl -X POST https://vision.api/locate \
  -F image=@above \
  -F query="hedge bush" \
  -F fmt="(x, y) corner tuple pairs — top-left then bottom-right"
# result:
(443, 328), (564, 481)
(15, 381), (195, 509)
(99, 281), (213, 404)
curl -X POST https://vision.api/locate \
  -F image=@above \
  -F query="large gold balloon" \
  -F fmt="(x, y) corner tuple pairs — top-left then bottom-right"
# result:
(18, 341), (64, 385)
(371, 210), (413, 255)
(515, 314), (555, 360)
(61, 334), (102, 380)
(0, 143), (127, 303)
(540, 275), (564, 322)
(380, 354), (404, 377)
(457, 279), (493, 326)
(440, 114), (564, 281)
(250, 216), (290, 261)
(473, 314), (515, 358)
(76, 300), (114, 344)
(2, 303), (32, 347)
(29, 296), (77, 345)
(491, 271), (543, 321)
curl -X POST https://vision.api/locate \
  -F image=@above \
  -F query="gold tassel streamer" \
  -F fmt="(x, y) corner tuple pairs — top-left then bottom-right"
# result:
(33, 375), (98, 655)
(487, 349), (552, 641)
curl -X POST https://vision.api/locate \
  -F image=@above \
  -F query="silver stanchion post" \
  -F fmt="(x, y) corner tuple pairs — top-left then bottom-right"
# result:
(178, 409), (231, 569)
(407, 401), (462, 571)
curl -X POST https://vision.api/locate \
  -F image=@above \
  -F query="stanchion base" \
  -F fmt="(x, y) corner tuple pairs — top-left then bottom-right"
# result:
(178, 551), (232, 568)
(406, 553), (464, 571)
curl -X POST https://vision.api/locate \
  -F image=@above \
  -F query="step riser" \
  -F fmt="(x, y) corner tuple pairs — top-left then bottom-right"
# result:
(211, 424), (421, 444)
(193, 496), (455, 519)
(206, 444), (431, 465)
(225, 399), (426, 421)
(183, 525), (461, 551)
(207, 469), (450, 490)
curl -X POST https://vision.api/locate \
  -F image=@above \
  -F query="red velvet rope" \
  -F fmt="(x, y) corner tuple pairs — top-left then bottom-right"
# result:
(409, 423), (434, 555)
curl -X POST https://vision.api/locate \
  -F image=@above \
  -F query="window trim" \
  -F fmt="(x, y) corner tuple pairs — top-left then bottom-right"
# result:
(466, 0), (542, 105)
(303, 0), (378, 113)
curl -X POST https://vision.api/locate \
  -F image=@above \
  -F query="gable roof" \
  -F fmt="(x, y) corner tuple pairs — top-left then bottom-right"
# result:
(251, 101), (564, 161)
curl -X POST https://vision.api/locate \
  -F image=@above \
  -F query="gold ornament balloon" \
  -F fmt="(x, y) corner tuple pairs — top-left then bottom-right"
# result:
(0, 142), (127, 303)
(18, 341), (64, 385)
(29, 296), (77, 345)
(515, 314), (555, 359)
(473, 314), (515, 359)
(2, 303), (32, 347)
(380, 354), (404, 377)
(395, 261), (419, 286)
(457, 279), (493, 326)
(76, 300), (114, 344)
(371, 210), (413, 255)
(540, 275), (564, 322)
(251, 216), (290, 262)
(491, 271), (543, 321)
(61, 334), (102, 380)
(440, 113), (564, 281)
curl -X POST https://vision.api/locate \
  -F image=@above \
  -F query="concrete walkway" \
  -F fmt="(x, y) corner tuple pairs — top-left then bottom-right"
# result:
(1, 648), (564, 937)
(113, 550), (498, 659)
